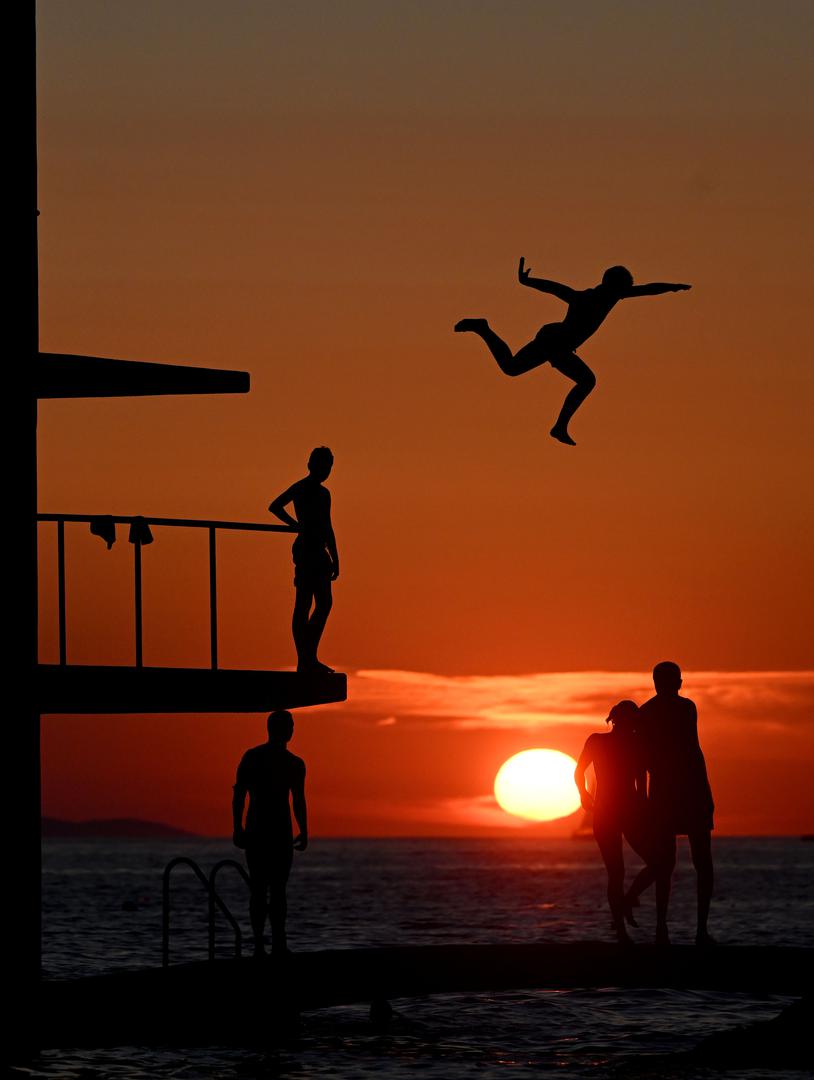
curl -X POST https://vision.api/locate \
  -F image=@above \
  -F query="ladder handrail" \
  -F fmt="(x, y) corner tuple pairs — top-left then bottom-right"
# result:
(162, 856), (244, 967)
(208, 860), (251, 961)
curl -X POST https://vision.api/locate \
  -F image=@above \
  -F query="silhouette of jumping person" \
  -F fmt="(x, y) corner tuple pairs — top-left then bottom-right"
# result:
(626, 661), (716, 946)
(455, 260), (691, 445)
(574, 700), (661, 946)
(269, 446), (339, 674)
(232, 710), (307, 957)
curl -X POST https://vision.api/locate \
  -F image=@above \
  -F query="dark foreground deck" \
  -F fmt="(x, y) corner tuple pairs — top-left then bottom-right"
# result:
(37, 664), (347, 713)
(38, 944), (811, 1046)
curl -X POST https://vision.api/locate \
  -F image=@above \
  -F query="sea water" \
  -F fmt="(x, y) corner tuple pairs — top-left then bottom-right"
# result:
(20, 837), (814, 1078)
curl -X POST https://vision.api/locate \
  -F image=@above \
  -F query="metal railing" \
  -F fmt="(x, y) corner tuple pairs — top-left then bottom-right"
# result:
(37, 513), (295, 669)
(162, 856), (251, 966)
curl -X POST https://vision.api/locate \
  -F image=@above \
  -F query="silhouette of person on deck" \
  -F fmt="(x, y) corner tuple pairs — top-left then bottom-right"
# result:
(626, 661), (716, 946)
(574, 700), (663, 946)
(269, 446), (339, 674)
(455, 260), (691, 445)
(232, 710), (307, 957)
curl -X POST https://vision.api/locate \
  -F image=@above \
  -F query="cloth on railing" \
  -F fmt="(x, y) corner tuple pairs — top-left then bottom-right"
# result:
(128, 517), (154, 545)
(89, 516), (116, 549)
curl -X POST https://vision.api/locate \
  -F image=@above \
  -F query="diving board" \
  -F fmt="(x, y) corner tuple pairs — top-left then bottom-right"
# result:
(37, 352), (249, 398)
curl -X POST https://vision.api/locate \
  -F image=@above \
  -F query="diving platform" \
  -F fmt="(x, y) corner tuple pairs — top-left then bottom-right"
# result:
(36, 944), (812, 1046)
(37, 352), (249, 398)
(37, 663), (346, 713)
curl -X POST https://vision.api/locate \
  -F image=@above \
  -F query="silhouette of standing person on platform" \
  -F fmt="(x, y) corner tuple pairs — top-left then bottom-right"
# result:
(232, 710), (307, 957)
(626, 661), (716, 946)
(455, 260), (691, 445)
(269, 446), (339, 674)
(574, 700), (662, 946)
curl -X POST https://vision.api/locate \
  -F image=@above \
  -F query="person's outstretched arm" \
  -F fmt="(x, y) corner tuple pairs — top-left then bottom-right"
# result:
(292, 761), (308, 851)
(518, 257), (575, 302)
(269, 483), (299, 529)
(574, 738), (595, 812)
(625, 282), (691, 297)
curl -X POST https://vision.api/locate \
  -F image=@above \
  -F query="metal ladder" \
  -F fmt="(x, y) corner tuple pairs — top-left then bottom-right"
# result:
(162, 856), (251, 966)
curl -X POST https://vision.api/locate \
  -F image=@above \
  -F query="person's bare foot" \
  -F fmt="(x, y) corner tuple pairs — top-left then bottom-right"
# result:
(297, 660), (335, 675)
(655, 926), (670, 947)
(550, 425), (576, 446)
(454, 318), (488, 333)
(695, 930), (718, 947)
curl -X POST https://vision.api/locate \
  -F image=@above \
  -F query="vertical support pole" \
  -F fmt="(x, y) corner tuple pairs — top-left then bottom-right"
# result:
(209, 526), (218, 669)
(9, 0), (43, 1026)
(134, 538), (143, 668)
(57, 519), (66, 665)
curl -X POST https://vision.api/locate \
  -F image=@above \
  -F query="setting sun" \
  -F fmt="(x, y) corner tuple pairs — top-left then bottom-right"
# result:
(494, 749), (581, 822)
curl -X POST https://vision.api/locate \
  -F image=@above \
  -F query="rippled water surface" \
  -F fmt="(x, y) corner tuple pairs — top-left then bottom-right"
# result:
(19, 837), (814, 1078)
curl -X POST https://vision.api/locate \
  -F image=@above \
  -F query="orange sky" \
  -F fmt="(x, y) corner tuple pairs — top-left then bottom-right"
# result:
(37, 2), (814, 834)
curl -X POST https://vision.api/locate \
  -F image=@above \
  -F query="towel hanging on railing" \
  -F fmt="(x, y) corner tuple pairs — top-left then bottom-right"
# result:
(89, 516), (116, 549)
(128, 517), (154, 545)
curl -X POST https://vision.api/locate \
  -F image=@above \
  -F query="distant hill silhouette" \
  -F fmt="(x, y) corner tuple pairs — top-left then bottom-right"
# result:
(43, 817), (198, 839)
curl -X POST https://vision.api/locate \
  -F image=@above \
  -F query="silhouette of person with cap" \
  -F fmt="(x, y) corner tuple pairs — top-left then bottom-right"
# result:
(574, 700), (660, 946)
(455, 260), (691, 445)
(269, 447), (339, 674)
(232, 710), (307, 957)
(627, 661), (716, 946)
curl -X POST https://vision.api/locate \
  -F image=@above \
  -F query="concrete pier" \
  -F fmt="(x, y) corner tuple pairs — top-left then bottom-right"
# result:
(37, 943), (812, 1046)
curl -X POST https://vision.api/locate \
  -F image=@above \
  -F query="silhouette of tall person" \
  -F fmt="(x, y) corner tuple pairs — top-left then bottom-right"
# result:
(455, 260), (690, 445)
(232, 710), (308, 957)
(629, 661), (716, 946)
(270, 446), (339, 674)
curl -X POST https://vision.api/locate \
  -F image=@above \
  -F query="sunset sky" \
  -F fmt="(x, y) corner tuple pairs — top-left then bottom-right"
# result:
(37, 2), (813, 835)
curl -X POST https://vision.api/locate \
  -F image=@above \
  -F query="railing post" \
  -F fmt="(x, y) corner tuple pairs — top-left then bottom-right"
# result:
(57, 519), (66, 665)
(134, 538), (143, 668)
(209, 526), (218, 670)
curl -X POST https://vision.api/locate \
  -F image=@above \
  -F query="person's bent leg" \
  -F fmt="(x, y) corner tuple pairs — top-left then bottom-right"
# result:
(623, 824), (660, 919)
(689, 830), (715, 945)
(293, 584), (314, 670)
(594, 825), (632, 945)
(454, 320), (546, 377)
(624, 859), (657, 920)
(549, 353), (596, 444)
(307, 580), (333, 670)
(623, 865), (653, 925)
